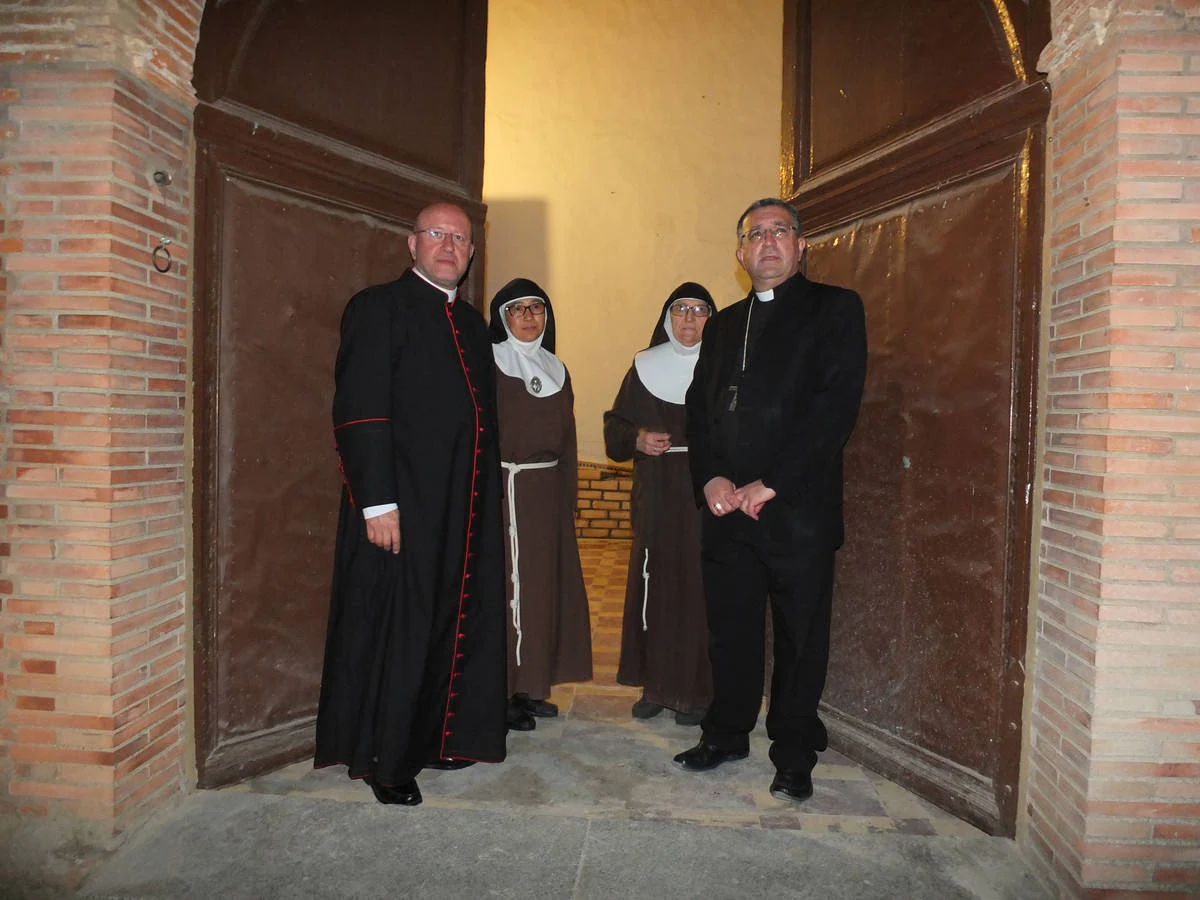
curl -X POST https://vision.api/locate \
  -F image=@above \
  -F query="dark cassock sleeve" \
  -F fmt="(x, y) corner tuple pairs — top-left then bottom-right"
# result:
(602, 366), (641, 463)
(331, 287), (399, 512)
(685, 321), (723, 504)
(762, 286), (867, 499)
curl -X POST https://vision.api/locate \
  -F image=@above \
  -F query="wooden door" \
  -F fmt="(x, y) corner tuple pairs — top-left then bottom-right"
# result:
(190, 0), (488, 787)
(784, 0), (1049, 834)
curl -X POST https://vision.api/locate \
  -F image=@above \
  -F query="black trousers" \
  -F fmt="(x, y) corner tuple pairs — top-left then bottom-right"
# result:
(699, 529), (835, 772)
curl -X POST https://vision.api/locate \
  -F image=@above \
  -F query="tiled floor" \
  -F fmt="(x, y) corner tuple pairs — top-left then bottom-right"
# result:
(577, 538), (629, 684)
(239, 539), (986, 839)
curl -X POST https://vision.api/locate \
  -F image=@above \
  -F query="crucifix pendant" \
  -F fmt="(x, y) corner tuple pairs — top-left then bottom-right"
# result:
(725, 385), (739, 412)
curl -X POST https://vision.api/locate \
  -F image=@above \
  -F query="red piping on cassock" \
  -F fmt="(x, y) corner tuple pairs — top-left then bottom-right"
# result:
(440, 301), (482, 758)
(332, 418), (390, 506)
(334, 417), (389, 431)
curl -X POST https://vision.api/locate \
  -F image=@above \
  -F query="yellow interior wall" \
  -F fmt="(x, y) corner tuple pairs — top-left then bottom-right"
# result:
(484, 0), (784, 459)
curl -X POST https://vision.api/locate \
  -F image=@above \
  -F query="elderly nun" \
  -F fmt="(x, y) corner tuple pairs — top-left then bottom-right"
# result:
(603, 282), (717, 726)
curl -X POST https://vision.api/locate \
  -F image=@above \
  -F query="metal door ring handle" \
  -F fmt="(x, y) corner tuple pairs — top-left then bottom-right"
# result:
(152, 243), (172, 273)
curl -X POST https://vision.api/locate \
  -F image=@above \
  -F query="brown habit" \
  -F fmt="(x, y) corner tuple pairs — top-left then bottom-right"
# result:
(604, 368), (712, 714)
(496, 370), (593, 698)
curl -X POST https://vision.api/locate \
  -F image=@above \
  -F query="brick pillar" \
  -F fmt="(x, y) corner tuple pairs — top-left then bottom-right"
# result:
(1030, 1), (1200, 895)
(0, 0), (203, 840)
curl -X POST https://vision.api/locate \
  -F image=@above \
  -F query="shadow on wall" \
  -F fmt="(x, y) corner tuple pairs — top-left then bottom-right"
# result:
(731, 261), (752, 298)
(482, 198), (550, 313)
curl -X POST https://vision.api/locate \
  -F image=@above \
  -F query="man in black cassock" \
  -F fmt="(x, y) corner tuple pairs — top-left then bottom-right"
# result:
(676, 198), (867, 803)
(314, 202), (507, 806)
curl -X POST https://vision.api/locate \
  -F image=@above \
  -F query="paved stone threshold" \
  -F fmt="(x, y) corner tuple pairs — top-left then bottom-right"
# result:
(231, 684), (984, 840)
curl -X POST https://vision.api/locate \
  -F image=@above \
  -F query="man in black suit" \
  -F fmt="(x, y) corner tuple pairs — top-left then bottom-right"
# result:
(677, 198), (867, 802)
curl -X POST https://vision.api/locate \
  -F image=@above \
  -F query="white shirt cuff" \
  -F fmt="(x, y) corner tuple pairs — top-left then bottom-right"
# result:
(363, 503), (397, 520)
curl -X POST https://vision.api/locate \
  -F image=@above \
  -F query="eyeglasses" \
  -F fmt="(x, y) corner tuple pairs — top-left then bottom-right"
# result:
(504, 300), (547, 318)
(415, 228), (470, 245)
(669, 302), (711, 318)
(739, 225), (798, 245)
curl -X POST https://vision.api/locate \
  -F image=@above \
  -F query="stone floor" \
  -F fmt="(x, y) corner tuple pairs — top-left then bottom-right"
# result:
(210, 685), (993, 838)
(57, 540), (1050, 899)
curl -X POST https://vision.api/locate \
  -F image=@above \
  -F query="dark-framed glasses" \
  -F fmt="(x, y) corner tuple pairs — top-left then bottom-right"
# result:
(415, 228), (470, 245)
(740, 225), (797, 245)
(504, 300), (547, 318)
(669, 301), (711, 318)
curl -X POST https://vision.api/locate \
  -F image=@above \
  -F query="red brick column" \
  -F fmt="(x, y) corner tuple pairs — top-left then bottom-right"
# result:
(1030, 1), (1200, 895)
(0, 0), (203, 835)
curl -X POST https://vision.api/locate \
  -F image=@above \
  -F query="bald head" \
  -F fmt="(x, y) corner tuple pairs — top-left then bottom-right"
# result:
(408, 203), (475, 290)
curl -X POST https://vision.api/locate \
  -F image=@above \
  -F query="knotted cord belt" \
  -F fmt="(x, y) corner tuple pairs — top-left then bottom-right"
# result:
(501, 458), (560, 665)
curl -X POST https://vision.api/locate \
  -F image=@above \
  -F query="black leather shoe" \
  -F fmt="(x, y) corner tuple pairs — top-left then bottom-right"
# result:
(769, 768), (814, 802)
(506, 703), (536, 732)
(514, 693), (558, 718)
(672, 740), (749, 771)
(425, 758), (476, 770)
(631, 696), (665, 719)
(674, 708), (706, 727)
(364, 776), (422, 806)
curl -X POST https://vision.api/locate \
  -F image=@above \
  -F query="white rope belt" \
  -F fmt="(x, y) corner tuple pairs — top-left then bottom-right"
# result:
(639, 445), (686, 632)
(501, 458), (559, 666)
(641, 548), (650, 632)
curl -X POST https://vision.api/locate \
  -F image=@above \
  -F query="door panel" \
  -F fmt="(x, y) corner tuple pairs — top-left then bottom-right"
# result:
(212, 176), (406, 751)
(192, 0), (488, 787)
(194, 2), (485, 185)
(807, 0), (1034, 172)
(785, 0), (1049, 834)
(812, 164), (1018, 776)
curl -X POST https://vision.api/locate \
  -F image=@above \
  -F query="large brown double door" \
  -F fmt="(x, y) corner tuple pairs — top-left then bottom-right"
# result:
(190, 0), (487, 787)
(788, 0), (1049, 834)
(189, 0), (1048, 838)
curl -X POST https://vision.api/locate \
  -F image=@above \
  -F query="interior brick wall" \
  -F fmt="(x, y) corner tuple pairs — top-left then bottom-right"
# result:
(1030, 1), (1200, 895)
(576, 461), (633, 540)
(0, 0), (203, 834)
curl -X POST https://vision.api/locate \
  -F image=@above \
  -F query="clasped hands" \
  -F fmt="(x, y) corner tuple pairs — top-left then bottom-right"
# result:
(704, 476), (776, 521)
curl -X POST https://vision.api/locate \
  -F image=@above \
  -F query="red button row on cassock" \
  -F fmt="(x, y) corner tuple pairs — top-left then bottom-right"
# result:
(445, 310), (486, 748)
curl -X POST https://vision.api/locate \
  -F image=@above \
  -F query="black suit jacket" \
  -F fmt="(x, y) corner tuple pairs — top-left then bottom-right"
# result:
(685, 270), (867, 550)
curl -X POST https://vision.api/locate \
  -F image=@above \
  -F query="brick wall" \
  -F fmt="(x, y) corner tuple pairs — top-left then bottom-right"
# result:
(576, 460), (633, 540)
(1030, 1), (1200, 896)
(0, 0), (203, 837)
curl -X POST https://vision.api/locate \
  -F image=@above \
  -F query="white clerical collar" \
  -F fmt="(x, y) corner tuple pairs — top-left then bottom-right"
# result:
(412, 266), (457, 303)
(754, 288), (775, 302)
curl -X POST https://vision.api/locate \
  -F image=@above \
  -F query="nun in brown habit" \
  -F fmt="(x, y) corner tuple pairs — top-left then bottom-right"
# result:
(489, 278), (593, 731)
(604, 283), (717, 725)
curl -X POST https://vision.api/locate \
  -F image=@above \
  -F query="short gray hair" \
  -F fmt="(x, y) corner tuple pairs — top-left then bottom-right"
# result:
(736, 198), (803, 239)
